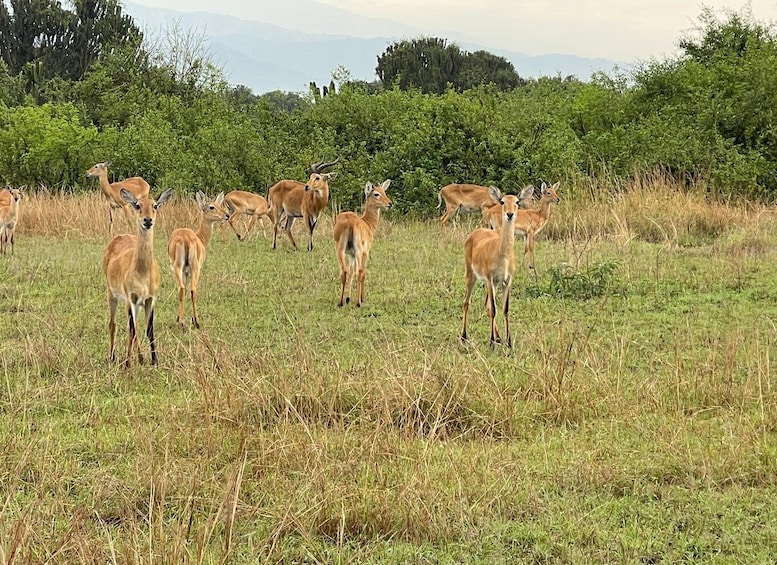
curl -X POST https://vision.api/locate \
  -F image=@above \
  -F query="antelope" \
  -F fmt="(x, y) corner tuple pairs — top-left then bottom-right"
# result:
(490, 182), (560, 282)
(167, 191), (229, 329)
(223, 190), (271, 240)
(461, 186), (519, 348)
(333, 180), (392, 307)
(0, 187), (22, 255)
(268, 157), (339, 251)
(103, 188), (173, 367)
(86, 161), (151, 234)
(484, 184), (536, 229)
(437, 183), (501, 230)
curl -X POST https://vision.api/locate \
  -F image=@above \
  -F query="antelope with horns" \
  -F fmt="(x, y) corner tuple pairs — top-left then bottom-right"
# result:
(437, 183), (502, 230)
(86, 161), (151, 234)
(223, 190), (271, 241)
(167, 191), (229, 329)
(103, 188), (173, 367)
(0, 187), (22, 255)
(461, 186), (520, 348)
(333, 180), (392, 307)
(489, 182), (560, 282)
(268, 157), (339, 251)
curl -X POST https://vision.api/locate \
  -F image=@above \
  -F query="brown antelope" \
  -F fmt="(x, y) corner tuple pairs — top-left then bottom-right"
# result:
(0, 187), (22, 255)
(268, 157), (339, 251)
(86, 161), (151, 234)
(333, 180), (392, 307)
(490, 182), (560, 282)
(103, 188), (173, 367)
(484, 184), (536, 229)
(461, 186), (519, 348)
(437, 183), (501, 230)
(223, 190), (271, 240)
(167, 191), (229, 329)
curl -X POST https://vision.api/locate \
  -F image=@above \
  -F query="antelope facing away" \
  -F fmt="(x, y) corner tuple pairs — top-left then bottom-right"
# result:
(223, 190), (271, 241)
(490, 182), (560, 282)
(437, 183), (501, 230)
(167, 191), (229, 329)
(0, 187), (22, 255)
(333, 180), (392, 307)
(461, 186), (520, 348)
(86, 161), (151, 234)
(268, 157), (339, 251)
(103, 188), (173, 367)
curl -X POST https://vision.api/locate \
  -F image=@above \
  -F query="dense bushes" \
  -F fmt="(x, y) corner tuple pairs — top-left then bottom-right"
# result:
(1, 9), (777, 213)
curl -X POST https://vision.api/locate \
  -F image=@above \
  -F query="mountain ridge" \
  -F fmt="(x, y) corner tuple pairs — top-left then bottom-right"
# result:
(124, 1), (625, 94)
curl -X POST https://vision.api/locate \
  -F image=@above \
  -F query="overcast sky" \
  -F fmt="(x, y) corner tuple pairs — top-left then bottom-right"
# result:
(129, 0), (777, 62)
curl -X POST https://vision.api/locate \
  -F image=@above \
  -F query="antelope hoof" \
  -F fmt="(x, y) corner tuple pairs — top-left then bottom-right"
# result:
(236, 234), (243, 241)
(193, 319), (201, 329)
(345, 297), (350, 304)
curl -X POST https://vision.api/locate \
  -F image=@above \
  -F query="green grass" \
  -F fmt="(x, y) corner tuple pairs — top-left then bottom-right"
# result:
(2, 204), (777, 563)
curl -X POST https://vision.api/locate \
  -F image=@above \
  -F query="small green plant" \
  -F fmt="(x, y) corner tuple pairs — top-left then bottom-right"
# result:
(527, 260), (621, 300)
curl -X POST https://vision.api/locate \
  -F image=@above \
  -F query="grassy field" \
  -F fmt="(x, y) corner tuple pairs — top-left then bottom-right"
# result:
(1, 180), (777, 563)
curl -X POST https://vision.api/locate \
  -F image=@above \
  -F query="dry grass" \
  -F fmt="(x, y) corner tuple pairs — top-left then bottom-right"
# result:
(2, 174), (777, 562)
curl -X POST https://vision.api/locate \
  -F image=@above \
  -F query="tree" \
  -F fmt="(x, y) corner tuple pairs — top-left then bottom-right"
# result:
(376, 37), (462, 94)
(0, 0), (142, 82)
(376, 37), (523, 94)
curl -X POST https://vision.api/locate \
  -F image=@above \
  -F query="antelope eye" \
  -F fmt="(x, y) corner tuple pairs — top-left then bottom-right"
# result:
(373, 192), (380, 197)
(209, 205), (215, 210)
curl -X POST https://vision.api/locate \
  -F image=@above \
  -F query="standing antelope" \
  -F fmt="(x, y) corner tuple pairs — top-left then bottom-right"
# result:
(490, 182), (560, 282)
(333, 180), (392, 307)
(461, 186), (520, 348)
(103, 188), (173, 367)
(0, 187), (22, 255)
(268, 157), (339, 251)
(167, 191), (229, 329)
(223, 190), (271, 241)
(437, 183), (501, 230)
(86, 161), (151, 234)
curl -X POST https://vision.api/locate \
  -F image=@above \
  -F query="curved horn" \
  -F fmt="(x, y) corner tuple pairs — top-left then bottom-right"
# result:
(310, 157), (339, 174)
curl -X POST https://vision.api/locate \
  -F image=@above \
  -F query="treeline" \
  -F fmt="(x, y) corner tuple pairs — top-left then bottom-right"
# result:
(1, 3), (776, 213)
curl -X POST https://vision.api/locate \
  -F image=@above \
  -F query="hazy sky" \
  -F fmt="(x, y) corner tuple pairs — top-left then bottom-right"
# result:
(130, 0), (777, 62)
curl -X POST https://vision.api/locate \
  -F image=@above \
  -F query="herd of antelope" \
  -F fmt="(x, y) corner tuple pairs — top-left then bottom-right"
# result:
(0, 160), (561, 365)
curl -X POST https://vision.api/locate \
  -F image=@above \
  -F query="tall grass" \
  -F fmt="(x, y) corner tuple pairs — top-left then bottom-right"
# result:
(2, 175), (777, 562)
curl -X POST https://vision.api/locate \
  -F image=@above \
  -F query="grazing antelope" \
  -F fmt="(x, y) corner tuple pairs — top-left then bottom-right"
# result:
(103, 188), (173, 367)
(333, 180), (392, 307)
(484, 184), (536, 229)
(437, 183), (501, 230)
(86, 161), (151, 234)
(268, 157), (339, 251)
(461, 186), (519, 348)
(0, 187), (22, 255)
(223, 190), (271, 241)
(167, 191), (229, 329)
(490, 182), (560, 282)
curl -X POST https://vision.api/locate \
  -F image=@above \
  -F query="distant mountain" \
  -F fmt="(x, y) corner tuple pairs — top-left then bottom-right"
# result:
(124, 2), (625, 95)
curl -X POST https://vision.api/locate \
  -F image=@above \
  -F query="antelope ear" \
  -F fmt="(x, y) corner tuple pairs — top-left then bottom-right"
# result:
(215, 192), (225, 205)
(155, 188), (174, 208)
(381, 179), (392, 190)
(551, 182), (560, 190)
(195, 190), (207, 209)
(488, 185), (502, 201)
(519, 184), (535, 201)
(364, 182), (374, 197)
(326, 172), (338, 180)
(120, 188), (138, 207)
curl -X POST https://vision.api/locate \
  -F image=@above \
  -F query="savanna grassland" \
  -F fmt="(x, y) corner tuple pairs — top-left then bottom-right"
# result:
(2, 179), (777, 563)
